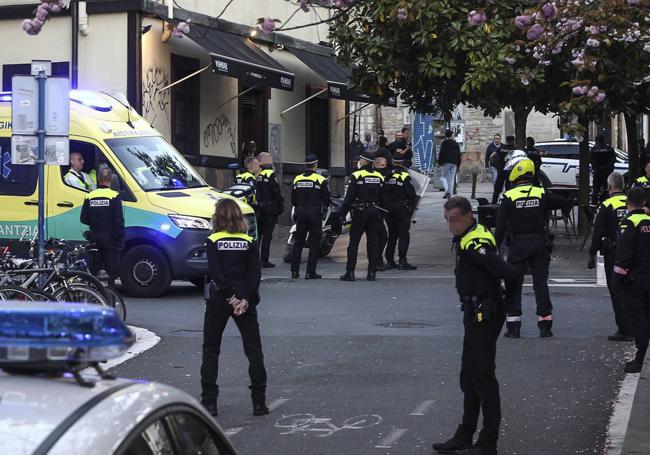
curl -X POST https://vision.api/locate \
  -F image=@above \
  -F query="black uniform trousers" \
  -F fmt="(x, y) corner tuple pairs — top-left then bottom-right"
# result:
(604, 252), (631, 334)
(291, 209), (322, 275)
(257, 211), (277, 264)
(622, 273), (650, 365)
(385, 205), (411, 262)
(507, 237), (553, 318)
(459, 309), (505, 450)
(491, 170), (506, 204)
(200, 296), (267, 402)
(346, 207), (381, 272)
(88, 231), (120, 283)
(592, 168), (613, 204)
(377, 214), (388, 262)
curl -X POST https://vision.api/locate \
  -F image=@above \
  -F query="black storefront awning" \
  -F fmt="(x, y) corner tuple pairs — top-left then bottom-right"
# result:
(289, 48), (396, 107)
(188, 26), (294, 91)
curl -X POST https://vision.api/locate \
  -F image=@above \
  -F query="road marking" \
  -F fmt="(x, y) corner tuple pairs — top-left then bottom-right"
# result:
(375, 429), (408, 448)
(410, 400), (435, 416)
(84, 326), (160, 373)
(523, 283), (600, 288)
(268, 398), (289, 411)
(606, 372), (641, 455)
(224, 427), (244, 437)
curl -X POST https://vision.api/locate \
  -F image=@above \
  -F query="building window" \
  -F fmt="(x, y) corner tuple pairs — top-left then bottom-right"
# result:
(2, 62), (69, 91)
(170, 54), (200, 156)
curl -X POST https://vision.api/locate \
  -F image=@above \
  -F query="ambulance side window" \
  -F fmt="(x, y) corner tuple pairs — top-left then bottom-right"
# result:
(0, 138), (38, 196)
(60, 140), (98, 192)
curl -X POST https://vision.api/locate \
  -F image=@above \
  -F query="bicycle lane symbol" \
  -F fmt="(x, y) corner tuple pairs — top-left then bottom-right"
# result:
(275, 413), (383, 438)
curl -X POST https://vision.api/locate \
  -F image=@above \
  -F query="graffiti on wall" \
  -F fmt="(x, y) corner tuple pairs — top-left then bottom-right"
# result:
(413, 113), (434, 170)
(203, 114), (237, 157)
(142, 66), (170, 126)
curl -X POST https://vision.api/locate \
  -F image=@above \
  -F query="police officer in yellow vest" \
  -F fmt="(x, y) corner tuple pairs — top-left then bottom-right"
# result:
(64, 151), (95, 191)
(614, 188), (650, 373)
(80, 167), (124, 287)
(433, 196), (521, 455)
(588, 172), (632, 341)
(291, 154), (330, 279)
(495, 158), (554, 338)
(632, 161), (650, 209)
(340, 150), (384, 282)
(236, 156), (260, 207)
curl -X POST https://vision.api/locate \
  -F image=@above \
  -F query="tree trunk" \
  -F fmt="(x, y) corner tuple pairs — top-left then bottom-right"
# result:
(624, 112), (639, 184)
(578, 117), (591, 235)
(513, 105), (532, 149)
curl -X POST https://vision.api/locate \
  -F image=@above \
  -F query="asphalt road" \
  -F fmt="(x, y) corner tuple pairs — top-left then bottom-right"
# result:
(112, 184), (630, 455)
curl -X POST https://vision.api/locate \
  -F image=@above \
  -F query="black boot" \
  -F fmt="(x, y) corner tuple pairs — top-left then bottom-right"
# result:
(262, 261), (275, 268)
(397, 260), (417, 270)
(251, 389), (269, 416)
(385, 259), (398, 269)
(340, 271), (355, 281)
(538, 319), (553, 338)
(375, 261), (387, 272)
(200, 398), (218, 416)
(432, 426), (473, 454)
(305, 273), (322, 280)
(367, 270), (376, 281)
(625, 359), (643, 374)
(608, 331), (633, 342)
(291, 271), (299, 279)
(504, 321), (521, 339)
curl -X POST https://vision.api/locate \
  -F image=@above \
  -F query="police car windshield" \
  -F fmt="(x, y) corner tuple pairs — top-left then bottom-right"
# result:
(105, 136), (207, 191)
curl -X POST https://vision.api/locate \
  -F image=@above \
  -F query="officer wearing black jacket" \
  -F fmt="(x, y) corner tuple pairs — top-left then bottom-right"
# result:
(495, 158), (554, 338)
(490, 135), (515, 203)
(434, 196), (522, 455)
(588, 172), (632, 341)
(632, 162), (650, 208)
(340, 150), (384, 282)
(291, 155), (330, 279)
(200, 198), (268, 416)
(256, 152), (284, 268)
(80, 168), (124, 287)
(383, 153), (417, 270)
(590, 135), (617, 205)
(614, 188), (650, 373)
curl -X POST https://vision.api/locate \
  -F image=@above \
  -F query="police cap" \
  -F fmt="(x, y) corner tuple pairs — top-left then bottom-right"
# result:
(305, 154), (319, 165)
(359, 150), (374, 162)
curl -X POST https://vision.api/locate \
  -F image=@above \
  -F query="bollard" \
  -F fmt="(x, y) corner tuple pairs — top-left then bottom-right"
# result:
(471, 173), (477, 199)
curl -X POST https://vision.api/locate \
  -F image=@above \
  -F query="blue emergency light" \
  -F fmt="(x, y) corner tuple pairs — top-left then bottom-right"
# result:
(0, 92), (11, 102)
(70, 90), (113, 112)
(0, 303), (134, 369)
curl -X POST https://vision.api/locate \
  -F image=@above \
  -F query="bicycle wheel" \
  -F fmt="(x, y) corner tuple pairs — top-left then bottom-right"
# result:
(104, 285), (127, 321)
(60, 271), (110, 301)
(29, 290), (55, 302)
(52, 285), (110, 306)
(0, 286), (37, 301)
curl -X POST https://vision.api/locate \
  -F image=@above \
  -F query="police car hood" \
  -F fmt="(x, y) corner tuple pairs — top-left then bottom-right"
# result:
(0, 373), (134, 455)
(146, 187), (253, 218)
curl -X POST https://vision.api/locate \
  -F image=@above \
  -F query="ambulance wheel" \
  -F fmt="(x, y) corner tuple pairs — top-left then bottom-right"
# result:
(120, 245), (171, 298)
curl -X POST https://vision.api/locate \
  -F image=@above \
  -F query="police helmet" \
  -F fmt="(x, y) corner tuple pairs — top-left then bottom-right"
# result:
(508, 157), (536, 182)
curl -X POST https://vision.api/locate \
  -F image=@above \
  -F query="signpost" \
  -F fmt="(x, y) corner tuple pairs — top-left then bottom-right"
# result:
(11, 60), (69, 269)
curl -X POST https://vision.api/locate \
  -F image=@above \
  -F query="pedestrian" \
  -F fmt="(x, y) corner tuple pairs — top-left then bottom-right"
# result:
(389, 127), (413, 167)
(236, 156), (260, 207)
(484, 134), (501, 185)
(290, 154), (330, 280)
(80, 167), (124, 287)
(373, 156), (391, 271)
(588, 172), (632, 342)
(433, 196), (522, 455)
(438, 129), (461, 199)
(614, 187), (650, 373)
(374, 136), (393, 167)
(632, 161), (650, 208)
(383, 153), (417, 270)
(490, 135), (515, 203)
(200, 198), (268, 416)
(364, 131), (374, 152)
(494, 158), (555, 338)
(64, 151), (95, 191)
(590, 135), (617, 205)
(255, 152), (284, 268)
(339, 150), (384, 282)
(524, 137), (543, 175)
(349, 132), (364, 172)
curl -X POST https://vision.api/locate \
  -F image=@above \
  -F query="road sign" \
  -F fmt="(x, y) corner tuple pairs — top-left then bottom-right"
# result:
(11, 76), (38, 135)
(44, 77), (69, 136)
(11, 135), (69, 165)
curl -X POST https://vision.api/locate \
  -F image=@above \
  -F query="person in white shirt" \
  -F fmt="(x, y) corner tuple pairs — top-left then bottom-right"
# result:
(64, 152), (95, 191)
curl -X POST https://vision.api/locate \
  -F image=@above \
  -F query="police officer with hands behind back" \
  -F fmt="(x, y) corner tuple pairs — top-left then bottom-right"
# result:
(588, 172), (632, 342)
(433, 196), (522, 455)
(614, 187), (650, 373)
(340, 150), (384, 282)
(495, 158), (554, 338)
(291, 154), (330, 280)
(200, 198), (268, 416)
(80, 167), (124, 287)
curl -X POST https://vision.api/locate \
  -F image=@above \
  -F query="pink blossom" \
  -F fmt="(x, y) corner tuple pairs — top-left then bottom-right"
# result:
(50, 4), (61, 13)
(541, 3), (557, 21)
(628, 0), (640, 5)
(595, 92), (606, 103)
(526, 24), (545, 40)
(299, 0), (310, 12)
(467, 10), (487, 26)
(396, 8), (408, 21)
(587, 25), (599, 35)
(257, 17), (278, 33)
(586, 38), (600, 47)
(514, 15), (531, 30)
(572, 86), (588, 96)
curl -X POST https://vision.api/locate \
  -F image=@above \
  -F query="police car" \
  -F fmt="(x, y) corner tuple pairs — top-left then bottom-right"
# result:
(535, 139), (629, 188)
(0, 303), (239, 455)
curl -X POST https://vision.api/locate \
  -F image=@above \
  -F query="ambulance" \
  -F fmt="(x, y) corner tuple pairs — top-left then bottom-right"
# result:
(0, 90), (255, 297)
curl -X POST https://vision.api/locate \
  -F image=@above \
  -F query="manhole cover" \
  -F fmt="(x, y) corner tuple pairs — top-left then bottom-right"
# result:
(376, 321), (437, 328)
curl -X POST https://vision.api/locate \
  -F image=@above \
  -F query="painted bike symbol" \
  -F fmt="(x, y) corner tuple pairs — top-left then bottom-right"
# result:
(275, 413), (382, 438)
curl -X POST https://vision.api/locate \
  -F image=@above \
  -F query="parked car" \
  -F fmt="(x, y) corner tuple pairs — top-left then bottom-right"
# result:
(535, 139), (629, 188)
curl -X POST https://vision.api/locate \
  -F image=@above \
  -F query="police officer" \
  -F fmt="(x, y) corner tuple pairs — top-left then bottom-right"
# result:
(236, 155), (260, 210)
(80, 167), (124, 287)
(588, 172), (632, 341)
(590, 135), (617, 205)
(433, 196), (522, 455)
(340, 150), (384, 282)
(290, 154), (330, 279)
(490, 135), (515, 204)
(373, 156), (390, 271)
(383, 153), (417, 270)
(64, 151), (95, 191)
(255, 152), (284, 268)
(632, 161), (650, 208)
(201, 198), (268, 416)
(614, 187), (650, 373)
(495, 158), (554, 338)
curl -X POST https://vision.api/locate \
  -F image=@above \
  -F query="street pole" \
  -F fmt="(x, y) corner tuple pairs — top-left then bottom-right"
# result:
(37, 71), (46, 270)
